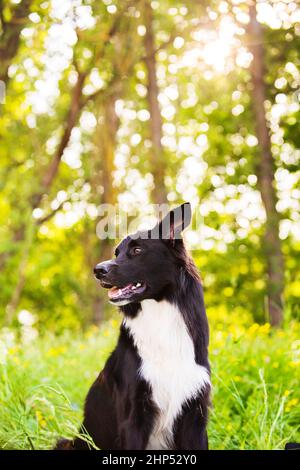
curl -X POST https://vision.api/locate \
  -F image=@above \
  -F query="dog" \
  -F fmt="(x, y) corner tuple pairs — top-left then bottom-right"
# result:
(55, 202), (211, 450)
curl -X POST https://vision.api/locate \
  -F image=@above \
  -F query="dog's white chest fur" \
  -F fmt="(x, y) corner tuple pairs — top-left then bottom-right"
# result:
(124, 299), (210, 450)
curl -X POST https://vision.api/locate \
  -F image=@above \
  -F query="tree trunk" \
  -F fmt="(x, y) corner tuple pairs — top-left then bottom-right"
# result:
(99, 95), (119, 207)
(248, 1), (284, 327)
(144, 0), (168, 206)
(90, 93), (120, 325)
(5, 218), (35, 323)
(87, 14), (138, 325)
(0, 0), (32, 85)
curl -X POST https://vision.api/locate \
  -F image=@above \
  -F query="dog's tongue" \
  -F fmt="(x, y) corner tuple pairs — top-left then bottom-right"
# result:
(108, 283), (134, 299)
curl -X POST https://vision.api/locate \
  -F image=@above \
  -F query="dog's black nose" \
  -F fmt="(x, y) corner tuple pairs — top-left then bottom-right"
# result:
(94, 261), (113, 279)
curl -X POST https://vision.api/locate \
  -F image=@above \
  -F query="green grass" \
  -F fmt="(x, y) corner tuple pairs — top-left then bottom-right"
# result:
(0, 318), (299, 450)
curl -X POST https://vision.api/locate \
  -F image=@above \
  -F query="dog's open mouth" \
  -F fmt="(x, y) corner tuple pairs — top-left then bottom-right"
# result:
(107, 282), (146, 302)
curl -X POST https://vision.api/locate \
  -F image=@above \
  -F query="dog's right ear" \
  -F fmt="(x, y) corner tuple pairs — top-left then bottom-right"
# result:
(150, 203), (192, 243)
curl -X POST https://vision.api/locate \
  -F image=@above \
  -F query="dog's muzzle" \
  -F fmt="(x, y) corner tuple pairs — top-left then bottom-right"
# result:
(94, 260), (116, 280)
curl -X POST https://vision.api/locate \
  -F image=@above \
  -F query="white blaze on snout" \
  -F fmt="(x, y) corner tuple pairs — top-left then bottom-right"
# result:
(123, 299), (210, 450)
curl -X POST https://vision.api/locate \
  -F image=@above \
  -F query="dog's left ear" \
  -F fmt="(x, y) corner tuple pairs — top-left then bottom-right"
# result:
(157, 202), (192, 242)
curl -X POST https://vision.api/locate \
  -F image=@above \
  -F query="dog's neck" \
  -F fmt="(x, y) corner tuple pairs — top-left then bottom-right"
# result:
(123, 297), (209, 386)
(124, 299), (190, 356)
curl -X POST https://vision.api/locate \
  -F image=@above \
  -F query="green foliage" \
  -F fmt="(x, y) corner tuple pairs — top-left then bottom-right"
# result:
(0, 0), (299, 327)
(209, 319), (300, 449)
(0, 0), (299, 449)
(0, 317), (299, 449)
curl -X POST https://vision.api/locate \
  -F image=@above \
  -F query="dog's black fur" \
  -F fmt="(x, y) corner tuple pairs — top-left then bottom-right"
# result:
(55, 203), (210, 450)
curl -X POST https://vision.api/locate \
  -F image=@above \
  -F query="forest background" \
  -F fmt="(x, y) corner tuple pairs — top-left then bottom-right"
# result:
(0, 0), (299, 449)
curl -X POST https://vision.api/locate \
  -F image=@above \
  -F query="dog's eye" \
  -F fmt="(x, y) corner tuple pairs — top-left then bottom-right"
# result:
(132, 246), (142, 255)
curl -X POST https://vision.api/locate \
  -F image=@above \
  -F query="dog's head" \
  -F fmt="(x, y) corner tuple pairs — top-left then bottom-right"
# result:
(94, 203), (192, 306)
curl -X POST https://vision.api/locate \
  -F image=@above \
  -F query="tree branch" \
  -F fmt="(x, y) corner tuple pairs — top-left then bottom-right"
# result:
(140, 18), (210, 62)
(31, 70), (87, 209)
(36, 199), (70, 225)
(0, 0), (32, 84)
(143, 0), (168, 205)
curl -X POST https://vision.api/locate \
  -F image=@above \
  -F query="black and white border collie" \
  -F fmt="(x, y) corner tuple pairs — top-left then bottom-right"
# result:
(55, 203), (210, 450)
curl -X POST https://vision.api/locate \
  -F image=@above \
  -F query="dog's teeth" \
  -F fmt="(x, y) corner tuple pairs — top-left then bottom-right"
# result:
(136, 282), (141, 287)
(132, 286), (136, 290)
(118, 289), (122, 295)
